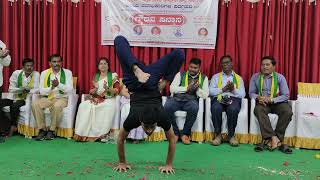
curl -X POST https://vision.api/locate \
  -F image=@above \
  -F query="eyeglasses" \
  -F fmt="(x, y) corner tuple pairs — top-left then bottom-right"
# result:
(221, 61), (231, 65)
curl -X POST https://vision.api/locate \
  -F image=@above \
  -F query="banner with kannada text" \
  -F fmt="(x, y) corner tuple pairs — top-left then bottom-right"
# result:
(101, 0), (218, 49)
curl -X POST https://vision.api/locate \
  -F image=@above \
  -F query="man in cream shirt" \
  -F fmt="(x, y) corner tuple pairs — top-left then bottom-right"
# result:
(32, 54), (73, 141)
(0, 40), (11, 98)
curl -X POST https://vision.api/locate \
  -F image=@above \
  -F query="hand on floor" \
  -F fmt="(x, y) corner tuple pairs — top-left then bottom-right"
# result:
(159, 165), (175, 174)
(113, 163), (131, 172)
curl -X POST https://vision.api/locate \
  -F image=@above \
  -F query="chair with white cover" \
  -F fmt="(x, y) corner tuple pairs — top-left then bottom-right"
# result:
(160, 96), (204, 142)
(32, 77), (79, 139)
(204, 98), (249, 143)
(249, 98), (296, 146)
(294, 82), (320, 149)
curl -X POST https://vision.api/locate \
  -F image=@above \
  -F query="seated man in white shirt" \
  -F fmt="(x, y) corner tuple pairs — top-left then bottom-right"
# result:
(0, 58), (39, 143)
(32, 54), (73, 141)
(164, 58), (209, 145)
(209, 55), (245, 146)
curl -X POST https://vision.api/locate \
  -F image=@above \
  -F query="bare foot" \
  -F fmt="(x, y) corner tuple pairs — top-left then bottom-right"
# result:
(132, 65), (150, 83)
(271, 136), (281, 149)
(132, 140), (140, 144)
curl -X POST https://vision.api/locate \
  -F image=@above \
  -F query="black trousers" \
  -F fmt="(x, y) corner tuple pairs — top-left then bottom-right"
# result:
(114, 35), (185, 92)
(0, 99), (25, 135)
(211, 97), (242, 137)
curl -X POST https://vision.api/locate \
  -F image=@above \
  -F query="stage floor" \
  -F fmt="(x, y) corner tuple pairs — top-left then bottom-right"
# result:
(1, 136), (319, 180)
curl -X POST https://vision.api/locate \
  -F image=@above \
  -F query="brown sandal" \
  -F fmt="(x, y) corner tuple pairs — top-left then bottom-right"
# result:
(254, 143), (265, 152)
(211, 135), (222, 146)
(279, 144), (293, 154)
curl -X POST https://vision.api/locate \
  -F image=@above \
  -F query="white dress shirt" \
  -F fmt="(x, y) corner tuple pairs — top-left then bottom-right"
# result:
(8, 70), (40, 100)
(170, 72), (209, 99)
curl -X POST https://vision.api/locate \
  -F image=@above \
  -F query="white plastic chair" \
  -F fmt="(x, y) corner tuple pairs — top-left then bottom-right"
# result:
(205, 98), (249, 143)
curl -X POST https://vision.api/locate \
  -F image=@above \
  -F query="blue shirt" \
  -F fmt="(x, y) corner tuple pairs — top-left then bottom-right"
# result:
(249, 72), (289, 103)
(209, 71), (245, 98)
